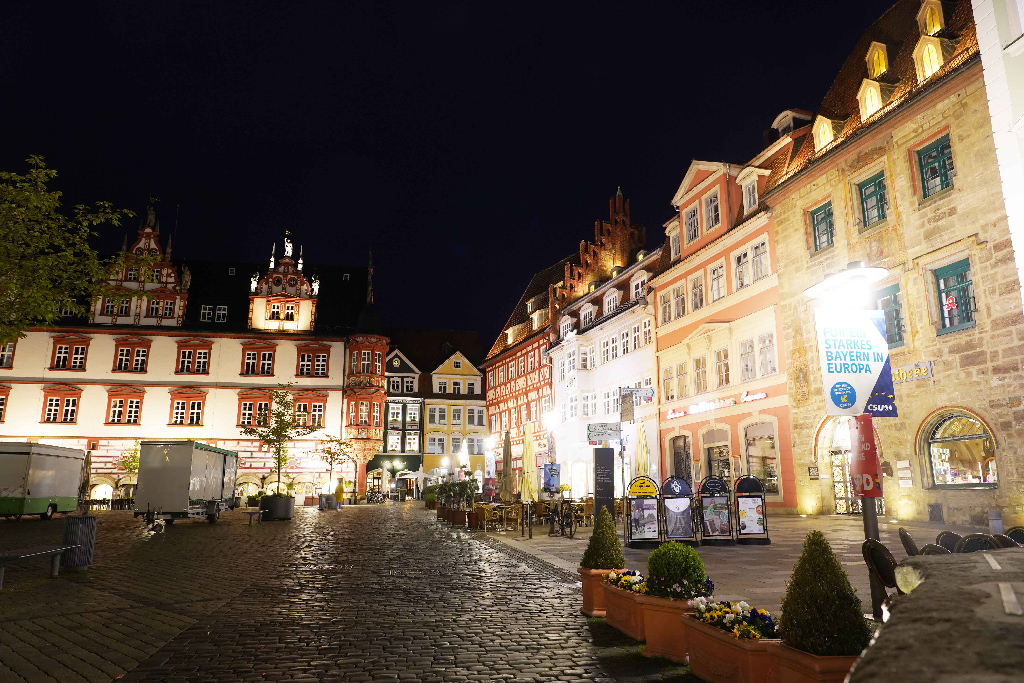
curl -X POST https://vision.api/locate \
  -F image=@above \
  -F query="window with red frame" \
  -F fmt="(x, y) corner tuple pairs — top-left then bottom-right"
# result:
(51, 338), (89, 370)
(42, 390), (81, 423)
(0, 342), (15, 369)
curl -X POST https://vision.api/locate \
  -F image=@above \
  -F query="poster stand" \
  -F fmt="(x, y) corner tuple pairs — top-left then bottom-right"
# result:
(697, 476), (735, 546)
(734, 475), (771, 545)
(626, 475), (660, 549)
(660, 476), (696, 547)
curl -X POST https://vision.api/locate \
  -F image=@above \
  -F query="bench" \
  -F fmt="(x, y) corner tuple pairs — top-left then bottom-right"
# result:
(0, 544), (78, 590)
(243, 510), (263, 525)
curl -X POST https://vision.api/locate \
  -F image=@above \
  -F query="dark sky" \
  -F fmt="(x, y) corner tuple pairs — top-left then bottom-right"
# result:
(2, 1), (896, 345)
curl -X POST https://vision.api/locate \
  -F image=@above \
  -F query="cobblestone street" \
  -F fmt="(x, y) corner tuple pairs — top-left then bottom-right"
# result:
(0, 503), (692, 683)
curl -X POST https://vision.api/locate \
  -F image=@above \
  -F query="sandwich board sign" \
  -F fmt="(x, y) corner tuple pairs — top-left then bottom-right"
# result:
(814, 308), (898, 417)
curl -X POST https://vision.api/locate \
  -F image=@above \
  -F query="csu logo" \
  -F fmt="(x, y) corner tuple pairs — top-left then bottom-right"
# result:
(866, 403), (895, 412)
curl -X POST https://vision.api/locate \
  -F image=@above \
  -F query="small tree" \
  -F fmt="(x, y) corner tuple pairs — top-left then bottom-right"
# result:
(581, 507), (626, 569)
(240, 384), (318, 496)
(318, 435), (356, 495)
(779, 530), (872, 656)
(114, 440), (141, 495)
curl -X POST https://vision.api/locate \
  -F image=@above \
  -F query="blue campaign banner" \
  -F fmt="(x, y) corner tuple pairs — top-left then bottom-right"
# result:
(542, 463), (561, 493)
(814, 308), (898, 417)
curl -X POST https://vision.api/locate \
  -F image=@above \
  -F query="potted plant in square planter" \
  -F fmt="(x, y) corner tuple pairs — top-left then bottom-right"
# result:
(683, 597), (780, 683)
(578, 507), (626, 617)
(764, 530), (872, 683)
(639, 541), (714, 662)
(602, 569), (648, 641)
(242, 385), (319, 521)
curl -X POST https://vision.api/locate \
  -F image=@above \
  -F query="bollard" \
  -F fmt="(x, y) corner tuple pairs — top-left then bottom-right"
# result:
(989, 509), (1004, 535)
(62, 515), (97, 569)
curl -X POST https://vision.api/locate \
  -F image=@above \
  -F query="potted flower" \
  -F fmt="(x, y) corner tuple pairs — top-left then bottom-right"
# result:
(602, 569), (648, 641)
(424, 490), (437, 510)
(559, 483), (571, 499)
(638, 541), (714, 662)
(765, 531), (872, 683)
(683, 597), (780, 682)
(578, 507), (625, 617)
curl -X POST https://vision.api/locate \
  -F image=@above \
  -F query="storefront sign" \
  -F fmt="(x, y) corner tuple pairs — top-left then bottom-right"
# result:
(666, 408), (686, 420)
(814, 308), (898, 417)
(628, 478), (659, 497)
(891, 361), (935, 384)
(850, 415), (883, 497)
(665, 390), (768, 420)
(808, 465), (820, 480)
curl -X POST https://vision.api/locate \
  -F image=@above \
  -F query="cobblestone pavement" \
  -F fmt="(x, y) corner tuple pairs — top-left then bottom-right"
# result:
(0, 504), (695, 683)
(488, 509), (987, 613)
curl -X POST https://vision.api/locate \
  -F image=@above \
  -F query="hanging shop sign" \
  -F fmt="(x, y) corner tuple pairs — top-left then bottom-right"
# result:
(627, 475), (660, 544)
(697, 477), (735, 545)
(542, 463), (561, 493)
(814, 308), (898, 417)
(891, 360), (935, 384)
(850, 415), (883, 498)
(661, 476), (695, 542)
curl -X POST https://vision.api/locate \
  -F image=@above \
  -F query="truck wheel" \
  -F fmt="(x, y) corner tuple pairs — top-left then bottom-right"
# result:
(40, 505), (56, 521)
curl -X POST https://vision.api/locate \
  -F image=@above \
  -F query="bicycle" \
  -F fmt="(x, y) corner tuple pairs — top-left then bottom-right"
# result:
(548, 500), (577, 538)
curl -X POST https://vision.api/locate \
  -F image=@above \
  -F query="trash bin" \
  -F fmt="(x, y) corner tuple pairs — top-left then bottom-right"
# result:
(62, 515), (97, 569)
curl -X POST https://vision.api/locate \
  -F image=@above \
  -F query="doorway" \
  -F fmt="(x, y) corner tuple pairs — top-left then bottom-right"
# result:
(825, 417), (884, 515)
(671, 436), (691, 488)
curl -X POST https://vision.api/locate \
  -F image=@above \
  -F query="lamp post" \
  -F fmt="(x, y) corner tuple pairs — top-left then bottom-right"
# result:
(805, 261), (889, 619)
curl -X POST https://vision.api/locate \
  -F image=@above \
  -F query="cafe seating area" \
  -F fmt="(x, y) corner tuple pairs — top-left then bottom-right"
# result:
(469, 496), (598, 532)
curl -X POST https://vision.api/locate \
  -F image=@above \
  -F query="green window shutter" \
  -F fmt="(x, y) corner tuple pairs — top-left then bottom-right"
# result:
(875, 283), (903, 347)
(935, 258), (975, 333)
(811, 202), (834, 251)
(858, 172), (886, 226)
(918, 135), (954, 198)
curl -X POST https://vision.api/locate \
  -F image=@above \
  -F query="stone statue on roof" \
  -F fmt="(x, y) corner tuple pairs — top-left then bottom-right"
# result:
(311, 275), (320, 296)
(251, 273), (259, 293)
(284, 233), (293, 257)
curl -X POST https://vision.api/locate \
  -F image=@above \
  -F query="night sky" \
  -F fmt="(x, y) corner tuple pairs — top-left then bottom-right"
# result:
(2, 1), (896, 345)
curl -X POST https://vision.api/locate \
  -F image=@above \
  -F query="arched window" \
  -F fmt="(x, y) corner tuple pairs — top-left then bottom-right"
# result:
(922, 43), (940, 78)
(864, 87), (881, 118)
(815, 119), (834, 151)
(926, 412), (997, 487)
(926, 6), (940, 35)
(873, 49), (886, 77)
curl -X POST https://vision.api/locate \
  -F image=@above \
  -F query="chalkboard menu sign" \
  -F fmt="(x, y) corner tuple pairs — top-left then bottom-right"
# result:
(594, 448), (615, 518)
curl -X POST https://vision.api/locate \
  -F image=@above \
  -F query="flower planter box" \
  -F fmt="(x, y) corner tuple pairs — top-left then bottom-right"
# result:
(577, 568), (622, 617)
(602, 582), (646, 641)
(259, 496), (295, 521)
(637, 594), (694, 662)
(467, 511), (480, 529)
(452, 509), (467, 526)
(763, 642), (859, 683)
(682, 616), (780, 683)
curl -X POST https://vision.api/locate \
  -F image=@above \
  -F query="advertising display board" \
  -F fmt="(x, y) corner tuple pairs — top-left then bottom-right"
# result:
(627, 475), (660, 546)
(697, 477), (734, 545)
(814, 308), (898, 417)
(593, 448), (615, 518)
(484, 452), (497, 497)
(542, 463), (561, 494)
(734, 475), (770, 545)
(661, 476), (695, 542)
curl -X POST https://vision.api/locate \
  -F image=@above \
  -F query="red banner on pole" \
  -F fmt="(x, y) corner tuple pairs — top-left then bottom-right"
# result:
(850, 414), (883, 498)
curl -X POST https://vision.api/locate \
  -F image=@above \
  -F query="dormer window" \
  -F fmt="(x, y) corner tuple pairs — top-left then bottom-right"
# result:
(743, 181), (758, 213)
(866, 42), (888, 78)
(919, 1), (944, 35)
(630, 273), (647, 301)
(913, 35), (948, 82)
(858, 81), (882, 120)
(813, 116), (836, 151)
(580, 305), (595, 328)
(604, 290), (620, 314)
(560, 317), (573, 339)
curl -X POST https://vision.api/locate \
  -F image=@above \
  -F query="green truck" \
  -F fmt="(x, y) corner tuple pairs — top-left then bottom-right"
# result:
(0, 443), (85, 520)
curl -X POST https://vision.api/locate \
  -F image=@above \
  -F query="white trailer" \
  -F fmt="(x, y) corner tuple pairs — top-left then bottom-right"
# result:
(0, 443), (85, 520)
(134, 441), (238, 524)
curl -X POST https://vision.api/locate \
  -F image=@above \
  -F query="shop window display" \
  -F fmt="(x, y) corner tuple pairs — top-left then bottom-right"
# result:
(928, 412), (996, 487)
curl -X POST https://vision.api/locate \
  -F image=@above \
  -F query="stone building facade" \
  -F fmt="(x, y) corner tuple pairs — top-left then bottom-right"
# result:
(763, 0), (1024, 525)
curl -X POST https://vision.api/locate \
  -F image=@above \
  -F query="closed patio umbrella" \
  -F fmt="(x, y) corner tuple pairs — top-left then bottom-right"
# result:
(520, 423), (539, 503)
(498, 431), (515, 501)
(635, 420), (651, 478)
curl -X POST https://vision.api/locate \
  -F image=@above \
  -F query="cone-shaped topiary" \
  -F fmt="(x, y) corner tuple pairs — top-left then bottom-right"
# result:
(646, 541), (712, 599)
(581, 506), (625, 569)
(780, 530), (872, 656)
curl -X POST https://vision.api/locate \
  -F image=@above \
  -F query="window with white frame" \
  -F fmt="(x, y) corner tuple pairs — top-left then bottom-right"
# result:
(299, 353), (313, 377)
(601, 338), (610, 363)
(684, 206), (700, 244)
(610, 334), (619, 359)
(560, 318), (573, 339)
(295, 403), (310, 426)
(566, 349), (576, 373)
(759, 332), (777, 376)
(467, 380), (476, 394)
(710, 265), (725, 302)
(404, 377), (414, 392)
(438, 379), (448, 393)
(740, 339), (756, 381)
(358, 401), (369, 425)
(694, 356), (708, 394)
(467, 436), (483, 455)
(406, 432), (419, 451)
(171, 400), (187, 425)
(743, 181), (758, 213)
(715, 348), (730, 387)
(188, 400), (203, 425)
(604, 290), (619, 313)
(602, 390), (612, 415)
(125, 399), (141, 424)
(631, 323), (641, 351)
(586, 392), (598, 417)
(691, 275), (704, 311)
(676, 362), (688, 399)
(118, 299), (130, 316)
(360, 350), (371, 373)
(453, 359), (462, 369)
(200, 305), (212, 322)
(451, 407), (462, 425)
(752, 240), (768, 281)
(388, 432), (401, 452)
(558, 358), (565, 382)
(374, 352), (382, 374)
(620, 330), (630, 355)
(631, 275), (647, 301)
(104, 299), (115, 316)
(468, 407), (485, 426)
(568, 395), (579, 418)
(259, 352), (273, 375)
(705, 191), (721, 229)
(528, 352), (535, 372)
(390, 377), (400, 392)
(389, 403), (402, 423)
(239, 402), (255, 426)
(670, 233), (681, 259)
(215, 305), (228, 322)
(735, 250), (751, 290)
(581, 307), (594, 328)
(108, 399), (124, 424)
(178, 350), (194, 373)
(660, 292), (672, 324)
(672, 285), (685, 319)
(163, 300), (175, 318)
(579, 346), (590, 370)
(451, 435), (463, 454)
(642, 319), (652, 346)
(452, 381), (462, 395)
(663, 366), (675, 401)
(116, 348), (132, 371)
(427, 436), (445, 454)
(407, 405), (420, 424)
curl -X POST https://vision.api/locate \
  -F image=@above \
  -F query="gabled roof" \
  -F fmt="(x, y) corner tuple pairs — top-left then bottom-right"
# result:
(432, 350), (481, 376)
(386, 348), (421, 375)
(671, 161), (726, 207)
(765, 0), (978, 195)
(386, 328), (485, 373)
(485, 253), (580, 360)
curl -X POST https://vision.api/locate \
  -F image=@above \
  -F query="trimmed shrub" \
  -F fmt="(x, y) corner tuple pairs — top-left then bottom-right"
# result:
(779, 530), (872, 656)
(581, 507), (625, 569)
(646, 541), (712, 599)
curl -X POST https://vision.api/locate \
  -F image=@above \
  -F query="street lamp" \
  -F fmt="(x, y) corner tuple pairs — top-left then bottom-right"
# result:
(805, 261), (889, 618)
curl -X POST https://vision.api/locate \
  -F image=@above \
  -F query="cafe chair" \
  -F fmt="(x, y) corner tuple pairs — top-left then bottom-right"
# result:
(482, 507), (501, 532)
(505, 504), (522, 532)
(935, 531), (962, 553)
(992, 533), (1020, 548)
(862, 539), (903, 596)
(953, 533), (999, 553)
(577, 500), (594, 527)
(919, 543), (951, 555)
(898, 527), (920, 557)
(1004, 526), (1024, 545)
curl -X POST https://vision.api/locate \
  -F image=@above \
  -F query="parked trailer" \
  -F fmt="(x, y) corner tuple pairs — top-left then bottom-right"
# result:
(134, 441), (238, 524)
(0, 443), (85, 520)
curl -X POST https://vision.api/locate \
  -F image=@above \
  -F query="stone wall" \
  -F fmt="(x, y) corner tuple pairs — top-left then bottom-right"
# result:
(770, 63), (1024, 526)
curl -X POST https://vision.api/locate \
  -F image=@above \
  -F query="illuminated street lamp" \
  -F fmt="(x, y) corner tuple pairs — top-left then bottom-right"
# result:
(805, 261), (889, 618)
